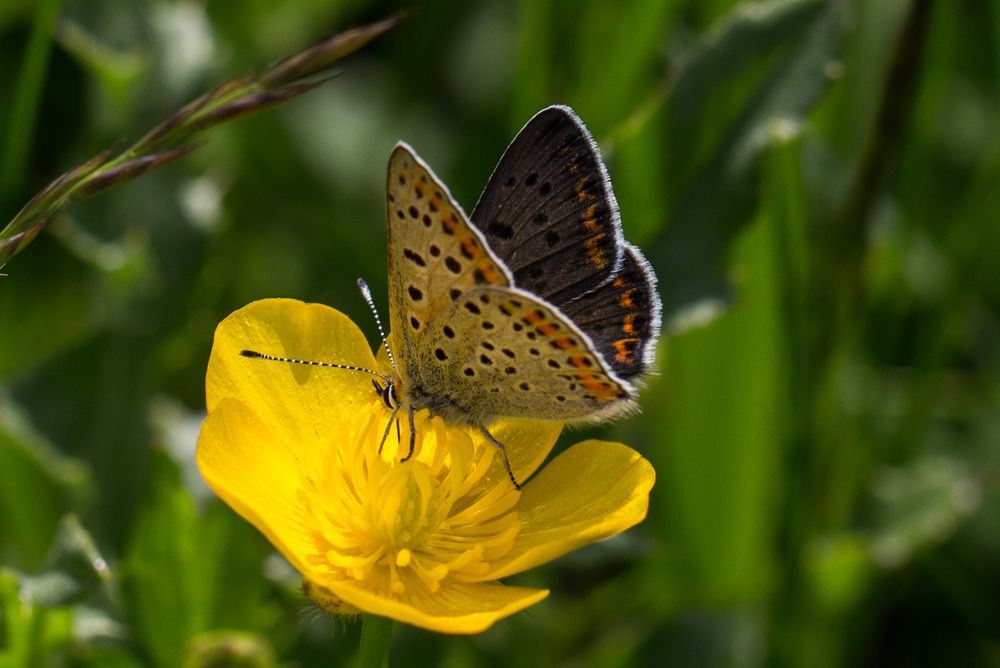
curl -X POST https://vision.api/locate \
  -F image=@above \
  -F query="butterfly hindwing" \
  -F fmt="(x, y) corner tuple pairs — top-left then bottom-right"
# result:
(470, 106), (624, 306)
(413, 285), (635, 426)
(560, 243), (662, 380)
(386, 143), (512, 377)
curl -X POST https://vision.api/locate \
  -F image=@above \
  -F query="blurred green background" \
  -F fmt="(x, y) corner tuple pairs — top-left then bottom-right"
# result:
(2, 0), (999, 665)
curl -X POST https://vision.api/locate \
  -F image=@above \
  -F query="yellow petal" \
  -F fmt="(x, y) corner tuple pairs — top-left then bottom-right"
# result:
(478, 418), (563, 489)
(206, 299), (380, 452)
(482, 440), (655, 580)
(312, 577), (548, 634)
(196, 398), (317, 576)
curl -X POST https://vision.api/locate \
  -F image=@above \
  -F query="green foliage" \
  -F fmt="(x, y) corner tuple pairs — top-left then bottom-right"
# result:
(2, 0), (999, 665)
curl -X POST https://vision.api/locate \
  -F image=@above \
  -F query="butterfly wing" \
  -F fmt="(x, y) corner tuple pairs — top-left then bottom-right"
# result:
(414, 285), (636, 426)
(560, 242), (662, 381)
(470, 106), (624, 306)
(385, 143), (512, 383)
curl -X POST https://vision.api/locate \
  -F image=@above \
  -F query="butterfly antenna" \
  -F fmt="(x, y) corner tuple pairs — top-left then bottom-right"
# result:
(239, 350), (391, 382)
(357, 278), (397, 373)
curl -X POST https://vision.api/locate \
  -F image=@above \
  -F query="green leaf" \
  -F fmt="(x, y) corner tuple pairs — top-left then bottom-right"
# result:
(19, 515), (112, 608)
(120, 451), (271, 667)
(0, 236), (100, 379)
(570, 0), (680, 134)
(0, 571), (75, 668)
(0, 0), (61, 210)
(0, 396), (89, 569)
(649, 0), (843, 322)
(121, 450), (205, 668)
(648, 200), (787, 603)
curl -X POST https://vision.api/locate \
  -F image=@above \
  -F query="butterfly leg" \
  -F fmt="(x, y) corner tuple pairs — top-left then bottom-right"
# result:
(377, 404), (402, 455)
(479, 426), (522, 491)
(401, 404), (416, 462)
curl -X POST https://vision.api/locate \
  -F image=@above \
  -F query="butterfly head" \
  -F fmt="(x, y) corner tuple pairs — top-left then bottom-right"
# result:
(371, 377), (398, 410)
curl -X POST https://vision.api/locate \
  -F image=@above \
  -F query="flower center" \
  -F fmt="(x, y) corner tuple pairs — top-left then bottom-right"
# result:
(372, 459), (441, 551)
(302, 409), (523, 595)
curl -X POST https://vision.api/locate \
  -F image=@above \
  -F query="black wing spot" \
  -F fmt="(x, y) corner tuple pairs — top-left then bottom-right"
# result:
(480, 354), (493, 366)
(449, 288), (461, 300)
(525, 172), (538, 186)
(519, 382), (530, 391)
(403, 248), (426, 267)
(473, 268), (487, 284)
(529, 348), (540, 356)
(534, 212), (548, 226)
(556, 395), (566, 402)
(408, 206), (419, 219)
(429, 200), (438, 212)
(539, 182), (552, 196)
(482, 342), (495, 350)
(443, 325), (455, 339)
(512, 322), (524, 331)
(481, 321), (495, 330)
(429, 244), (441, 257)
(407, 285), (423, 301)
(396, 209), (405, 220)
(501, 348), (515, 358)
(422, 214), (432, 227)
(488, 221), (514, 240)
(545, 230), (560, 247)
(505, 367), (517, 375)
(464, 367), (475, 377)
(479, 294), (491, 304)
(435, 348), (448, 361)
(460, 244), (474, 260)
(548, 359), (561, 368)
(397, 174), (406, 185)
(464, 301), (482, 315)
(505, 175), (516, 187)
(445, 256), (462, 273)
(410, 316), (420, 330)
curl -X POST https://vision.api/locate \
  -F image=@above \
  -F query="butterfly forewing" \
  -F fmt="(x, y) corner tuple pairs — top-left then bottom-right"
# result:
(470, 106), (624, 307)
(386, 143), (512, 376)
(413, 286), (635, 425)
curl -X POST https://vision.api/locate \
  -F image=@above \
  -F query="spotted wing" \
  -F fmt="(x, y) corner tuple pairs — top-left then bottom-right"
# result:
(560, 243), (661, 380)
(469, 105), (624, 306)
(415, 286), (635, 426)
(386, 143), (512, 377)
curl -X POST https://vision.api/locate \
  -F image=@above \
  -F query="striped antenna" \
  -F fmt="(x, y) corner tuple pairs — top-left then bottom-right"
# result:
(239, 350), (391, 382)
(357, 278), (397, 373)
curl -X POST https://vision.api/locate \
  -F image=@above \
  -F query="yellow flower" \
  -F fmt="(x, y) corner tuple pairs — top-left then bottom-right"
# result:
(197, 299), (655, 634)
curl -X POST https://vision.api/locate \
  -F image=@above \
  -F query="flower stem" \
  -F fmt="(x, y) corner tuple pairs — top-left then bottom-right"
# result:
(357, 614), (393, 668)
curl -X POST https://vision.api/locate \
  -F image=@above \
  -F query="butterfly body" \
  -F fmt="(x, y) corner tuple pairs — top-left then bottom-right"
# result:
(384, 106), (661, 432)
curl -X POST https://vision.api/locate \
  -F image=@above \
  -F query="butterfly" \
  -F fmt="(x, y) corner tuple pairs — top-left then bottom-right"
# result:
(244, 105), (661, 488)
